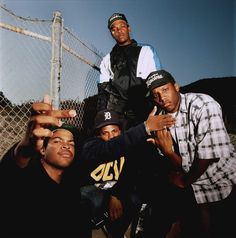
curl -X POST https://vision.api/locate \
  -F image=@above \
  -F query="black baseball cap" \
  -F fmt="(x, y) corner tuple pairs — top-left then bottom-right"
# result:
(108, 13), (128, 29)
(146, 70), (175, 92)
(94, 109), (121, 129)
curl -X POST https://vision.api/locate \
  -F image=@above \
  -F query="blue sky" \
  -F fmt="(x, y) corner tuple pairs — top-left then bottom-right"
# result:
(1, 0), (235, 87)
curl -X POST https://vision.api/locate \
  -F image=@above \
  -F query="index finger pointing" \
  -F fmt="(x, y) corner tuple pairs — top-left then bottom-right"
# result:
(48, 109), (77, 118)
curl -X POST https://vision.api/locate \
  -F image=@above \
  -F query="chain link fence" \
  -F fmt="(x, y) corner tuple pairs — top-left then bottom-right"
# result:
(0, 5), (103, 159)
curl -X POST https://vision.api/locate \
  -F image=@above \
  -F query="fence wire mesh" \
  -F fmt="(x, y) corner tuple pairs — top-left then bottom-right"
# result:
(0, 5), (102, 159)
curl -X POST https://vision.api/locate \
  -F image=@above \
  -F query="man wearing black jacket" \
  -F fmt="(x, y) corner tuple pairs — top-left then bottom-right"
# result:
(79, 108), (175, 238)
(0, 95), (92, 238)
(80, 109), (140, 238)
(97, 13), (162, 130)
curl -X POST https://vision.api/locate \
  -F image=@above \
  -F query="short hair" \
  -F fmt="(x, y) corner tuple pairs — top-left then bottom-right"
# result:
(43, 124), (80, 148)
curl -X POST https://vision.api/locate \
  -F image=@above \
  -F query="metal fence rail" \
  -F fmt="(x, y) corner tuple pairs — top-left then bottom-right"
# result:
(0, 5), (102, 159)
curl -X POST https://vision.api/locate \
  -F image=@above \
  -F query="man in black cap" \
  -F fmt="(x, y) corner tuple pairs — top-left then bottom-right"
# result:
(79, 107), (176, 238)
(143, 69), (236, 238)
(80, 109), (140, 238)
(97, 12), (162, 130)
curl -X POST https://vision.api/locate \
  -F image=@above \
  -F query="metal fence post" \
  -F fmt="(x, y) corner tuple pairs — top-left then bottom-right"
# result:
(50, 11), (63, 109)
(0, 6), (103, 158)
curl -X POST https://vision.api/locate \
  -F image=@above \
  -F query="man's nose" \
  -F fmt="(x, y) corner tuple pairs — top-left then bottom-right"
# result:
(115, 26), (123, 33)
(61, 141), (70, 148)
(108, 133), (116, 139)
(159, 93), (166, 102)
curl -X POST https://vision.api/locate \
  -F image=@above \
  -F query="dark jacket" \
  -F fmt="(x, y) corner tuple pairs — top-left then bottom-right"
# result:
(78, 123), (149, 200)
(97, 40), (157, 127)
(0, 144), (92, 238)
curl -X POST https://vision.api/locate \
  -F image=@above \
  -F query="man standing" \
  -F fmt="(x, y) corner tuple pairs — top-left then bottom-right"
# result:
(97, 13), (162, 129)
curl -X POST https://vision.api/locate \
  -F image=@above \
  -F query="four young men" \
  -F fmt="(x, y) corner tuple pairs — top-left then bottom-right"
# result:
(1, 12), (236, 238)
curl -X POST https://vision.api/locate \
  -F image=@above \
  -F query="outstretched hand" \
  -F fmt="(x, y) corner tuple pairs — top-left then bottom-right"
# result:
(15, 94), (77, 167)
(28, 94), (76, 150)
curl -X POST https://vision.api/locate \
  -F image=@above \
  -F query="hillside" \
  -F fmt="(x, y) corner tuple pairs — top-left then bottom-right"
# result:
(180, 76), (236, 133)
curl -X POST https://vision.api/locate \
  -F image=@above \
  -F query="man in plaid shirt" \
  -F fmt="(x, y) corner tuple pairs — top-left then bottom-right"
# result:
(143, 70), (236, 238)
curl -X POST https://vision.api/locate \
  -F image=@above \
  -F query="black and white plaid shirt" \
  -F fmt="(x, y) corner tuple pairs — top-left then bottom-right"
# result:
(168, 93), (236, 204)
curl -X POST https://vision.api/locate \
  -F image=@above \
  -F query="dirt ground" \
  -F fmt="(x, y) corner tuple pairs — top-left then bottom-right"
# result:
(92, 225), (131, 238)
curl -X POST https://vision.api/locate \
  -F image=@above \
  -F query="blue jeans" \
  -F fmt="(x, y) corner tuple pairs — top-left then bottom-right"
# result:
(80, 185), (109, 228)
(80, 185), (142, 238)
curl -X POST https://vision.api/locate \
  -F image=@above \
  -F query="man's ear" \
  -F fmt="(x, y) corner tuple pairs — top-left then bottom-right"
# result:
(40, 147), (46, 156)
(174, 83), (180, 92)
(128, 25), (131, 33)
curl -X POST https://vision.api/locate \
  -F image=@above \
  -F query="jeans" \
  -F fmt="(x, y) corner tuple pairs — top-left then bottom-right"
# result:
(80, 185), (109, 228)
(80, 184), (142, 238)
